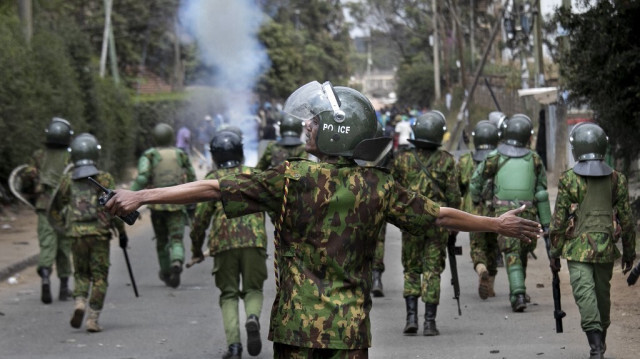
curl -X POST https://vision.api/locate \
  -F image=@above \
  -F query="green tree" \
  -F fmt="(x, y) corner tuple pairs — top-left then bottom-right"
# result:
(555, 1), (640, 172)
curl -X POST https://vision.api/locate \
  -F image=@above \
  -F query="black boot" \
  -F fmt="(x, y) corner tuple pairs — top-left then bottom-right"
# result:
(601, 329), (607, 355)
(586, 330), (604, 359)
(222, 343), (242, 359)
(37, 267), (52, 304)
(511, 294), (527, 312)
(168, 260), (182, 288)
(372, 270), (384, 297)
(245, 314), (261, 356)
(59, 277), (71, 301)
(403, 296), (418, 335)
(423, 303), (440, 336)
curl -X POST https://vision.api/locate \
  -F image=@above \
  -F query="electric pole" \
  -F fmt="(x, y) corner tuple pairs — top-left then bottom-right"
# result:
(433, 0), (441, 100)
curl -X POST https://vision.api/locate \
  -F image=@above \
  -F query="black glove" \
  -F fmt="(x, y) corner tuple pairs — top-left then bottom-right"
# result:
(549, 257), (561, 273)
(119, 232), (128, 249)
(622, 259), (633, 275)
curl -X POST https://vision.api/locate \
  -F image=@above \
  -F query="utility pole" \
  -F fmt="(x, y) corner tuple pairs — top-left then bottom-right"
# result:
(533, 0), (544, 86)
(433, 0), (441, 100)
(470, 0), (476, 69)
(551, 0), (571, 183)
(17, 0), (32, 44)
(99, 0), (113, 78)
(108, 26), (120, 84)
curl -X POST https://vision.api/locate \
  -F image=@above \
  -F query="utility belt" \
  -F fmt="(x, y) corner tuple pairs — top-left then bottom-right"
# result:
(493, 198), (533, 208)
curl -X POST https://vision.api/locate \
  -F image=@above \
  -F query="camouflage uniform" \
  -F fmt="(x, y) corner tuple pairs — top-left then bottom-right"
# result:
(549, 169), (635, 334)
(256, 141), (307, 171)
(131, 146), (196, 283)
(220, 157), (441, 351)
(22, 148), (73, 281)
(51, 171), (125, 311)
(391, 148), (460, 304)
(458, 152), (498, 277)
(470, 150), (548, 307)
(190, 166), (268, 349)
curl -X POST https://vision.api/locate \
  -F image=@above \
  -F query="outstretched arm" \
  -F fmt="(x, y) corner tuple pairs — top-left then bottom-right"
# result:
(436, 205), (541, 242)
(105, 179), (221, 217)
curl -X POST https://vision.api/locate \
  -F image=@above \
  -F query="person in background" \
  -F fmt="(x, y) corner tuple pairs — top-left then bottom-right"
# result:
(256, 116), (307, 171)
(176, 122), (192, 157)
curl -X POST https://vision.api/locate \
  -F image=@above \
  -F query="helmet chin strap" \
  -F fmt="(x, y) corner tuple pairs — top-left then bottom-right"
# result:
(322, 82), (346, 123)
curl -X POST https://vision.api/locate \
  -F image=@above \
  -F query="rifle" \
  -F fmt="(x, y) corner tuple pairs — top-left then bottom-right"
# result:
(87, 177), (140, 297)
(447, 232), (462, 315)
(543, 234), (566, 333)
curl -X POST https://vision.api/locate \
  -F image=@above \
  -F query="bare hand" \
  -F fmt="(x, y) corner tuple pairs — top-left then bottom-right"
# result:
(550, 258), (561, 272)
(622, 259), (633, 275)
(104, 189), (143, 217)
(185, 255), (205, 268)
(496, 205), (542, 242)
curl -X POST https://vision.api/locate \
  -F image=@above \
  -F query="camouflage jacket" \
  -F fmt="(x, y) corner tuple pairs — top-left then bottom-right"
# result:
(22, 148), (71, 210)
(220, 157), (440, 349)
(549, 169), (636, 263)
(256, 141), (307, 171)
(391, 148), (460, 208)
(470, 150), (547, 219)
(130, 146), (196, 211)
(51, 171), (125, 239)
(190, 165), (267, 256)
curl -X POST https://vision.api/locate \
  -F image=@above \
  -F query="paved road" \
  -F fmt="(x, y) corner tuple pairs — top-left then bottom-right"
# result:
(0, 208), (634, 358)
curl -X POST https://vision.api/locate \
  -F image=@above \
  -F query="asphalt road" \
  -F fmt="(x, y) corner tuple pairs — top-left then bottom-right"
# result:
(0, 209), (632, 359)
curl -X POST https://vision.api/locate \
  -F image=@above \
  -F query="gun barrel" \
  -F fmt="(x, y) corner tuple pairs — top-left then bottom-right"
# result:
(87, 176), (109, 193)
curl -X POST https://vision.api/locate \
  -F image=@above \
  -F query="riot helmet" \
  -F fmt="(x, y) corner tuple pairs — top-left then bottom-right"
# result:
(409, 111), (446, 149)
(69, 133), (101, 179)
(487, 111), (507, 138)
(45, 117), (74, 146)
(278, 116), (303, 147)
(569, 122), (612, 176)
(497, 114), (532, 157)
(210, 129), (243, 169)
(153, 123), (175, 147)
(471, 120), (499, 162)
(283, 81), (389, 161)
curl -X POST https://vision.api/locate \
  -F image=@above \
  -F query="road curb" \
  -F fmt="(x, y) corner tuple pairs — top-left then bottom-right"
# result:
(0, 253), (39, 282)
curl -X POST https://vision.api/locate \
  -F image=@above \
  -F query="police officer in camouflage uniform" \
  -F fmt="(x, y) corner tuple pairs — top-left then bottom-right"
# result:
(130, 123), (196, 288)
(190, 129), (268, 359)
(391, 111), (461, 336)
(105, 82), (542, 357)
(470, 114), (551, 312)
(549, 123), (635, 359)
(458, 120), (500, 299)
(21, 118), (74, 304)
(50, 133), (128, 333)
(256, 116), (308, 171)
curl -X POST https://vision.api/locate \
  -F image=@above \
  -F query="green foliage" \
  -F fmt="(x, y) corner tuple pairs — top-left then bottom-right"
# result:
(395, 61), (435, 109)
(555, 1), (640, 172)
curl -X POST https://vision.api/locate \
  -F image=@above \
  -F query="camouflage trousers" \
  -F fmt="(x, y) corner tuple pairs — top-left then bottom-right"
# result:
(36, 212), (72, 278)
(373, 225), (386, 272)
(150, 210), (186, 275)
(401, 229), (448, 304)
(273, 343), (368, 359)
(568, 261), (614, 333)
(72, 235), (110, 310)
(470, 231), (499, 276)
(214, 247), (267, 345)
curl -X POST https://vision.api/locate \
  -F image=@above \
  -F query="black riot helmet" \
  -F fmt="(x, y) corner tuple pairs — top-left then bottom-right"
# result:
(278, 116), (303, 147)
(69, 133), (101, 179)
(487, 111), (507, 139)
(45, 117), (74, 147)
(570, 122), (612, 176)
(210, 129), (244, 169)
(153, 123), (175, 147)
(282, 81), (390, 161)
(471, 120), (499, 162)
(409, 111), (447, 149)
(497, 114), (533, 157)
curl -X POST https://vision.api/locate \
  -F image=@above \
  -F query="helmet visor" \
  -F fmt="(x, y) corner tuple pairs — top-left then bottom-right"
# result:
(282, 81), (334, 123)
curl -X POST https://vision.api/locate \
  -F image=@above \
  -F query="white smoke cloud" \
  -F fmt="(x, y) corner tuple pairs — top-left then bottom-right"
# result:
(180, 0), (271, 166)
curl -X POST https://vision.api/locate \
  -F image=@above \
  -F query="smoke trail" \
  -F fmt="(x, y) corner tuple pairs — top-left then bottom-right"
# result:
(180, 0), (270, 165)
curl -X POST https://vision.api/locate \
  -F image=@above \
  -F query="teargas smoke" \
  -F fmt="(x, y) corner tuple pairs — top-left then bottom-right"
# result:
(180, 0), (271, 166)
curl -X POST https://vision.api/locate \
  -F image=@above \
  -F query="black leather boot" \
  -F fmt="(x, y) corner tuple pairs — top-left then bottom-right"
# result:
(403, 296), (418, 335)
(222, 343), (242, 359)
(372, 270), (384, 297)
(602, 329), (607, 354)
(245, 314), (261, 356)
(59, 277), (71, 301)
(37, 267), (52, 304)
(511, 294), (527, 312)
(423, 303), (440, 336)
(586, 330), (604, 359)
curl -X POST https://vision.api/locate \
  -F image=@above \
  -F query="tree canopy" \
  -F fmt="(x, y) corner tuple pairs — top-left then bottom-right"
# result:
(555, 1), (640, 171)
